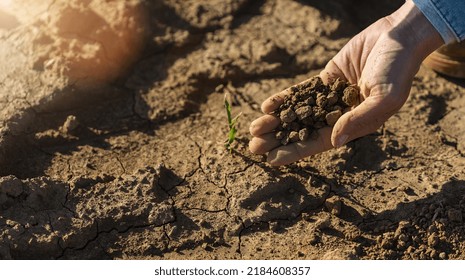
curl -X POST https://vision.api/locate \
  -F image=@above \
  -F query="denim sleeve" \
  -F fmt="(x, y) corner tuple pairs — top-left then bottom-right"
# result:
(413, 0), (465, 43)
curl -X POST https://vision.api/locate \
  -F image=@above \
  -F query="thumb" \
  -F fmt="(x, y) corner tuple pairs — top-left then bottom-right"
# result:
(331, 91), (403, 148)
(319, 59), (347, 85)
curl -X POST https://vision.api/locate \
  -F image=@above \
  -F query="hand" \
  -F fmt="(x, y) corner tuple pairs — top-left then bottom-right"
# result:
(249, 1), (443, 166)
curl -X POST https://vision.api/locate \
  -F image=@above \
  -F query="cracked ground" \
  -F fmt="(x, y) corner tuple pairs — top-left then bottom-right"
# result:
(1, 0), (465, 259)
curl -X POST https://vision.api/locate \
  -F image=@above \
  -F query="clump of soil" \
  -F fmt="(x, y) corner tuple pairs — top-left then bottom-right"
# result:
(273, 76), (359, 145)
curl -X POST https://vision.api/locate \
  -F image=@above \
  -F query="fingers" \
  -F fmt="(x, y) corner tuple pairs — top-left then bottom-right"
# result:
(319, 59), (347, 84)
(249, 115), (280, 137)
(267, 127), (333, 166)
(261, 91), (287, 114)
(249, 133), (281, 155)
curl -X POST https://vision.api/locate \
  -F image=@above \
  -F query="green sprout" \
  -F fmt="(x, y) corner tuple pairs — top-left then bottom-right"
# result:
(224, 94), (242, 153)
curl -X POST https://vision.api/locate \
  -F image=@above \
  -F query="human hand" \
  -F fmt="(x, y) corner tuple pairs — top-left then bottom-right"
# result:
(249, 1), (443, 166)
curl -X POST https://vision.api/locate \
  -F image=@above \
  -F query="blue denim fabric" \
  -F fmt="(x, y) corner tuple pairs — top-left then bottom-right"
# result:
(413, 0), (465, 43)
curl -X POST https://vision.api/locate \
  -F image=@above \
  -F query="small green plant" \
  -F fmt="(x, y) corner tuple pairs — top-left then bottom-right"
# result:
(224, 94), (242, 152)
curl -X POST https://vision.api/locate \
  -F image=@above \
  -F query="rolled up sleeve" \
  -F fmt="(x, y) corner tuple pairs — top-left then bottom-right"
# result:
(413, 0), (465, 43)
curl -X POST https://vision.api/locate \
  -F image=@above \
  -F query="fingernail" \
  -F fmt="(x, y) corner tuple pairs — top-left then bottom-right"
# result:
(335, 134), (349, 148)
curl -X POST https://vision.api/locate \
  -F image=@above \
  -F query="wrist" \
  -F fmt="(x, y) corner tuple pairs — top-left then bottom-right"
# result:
(387, 1), (444, 62)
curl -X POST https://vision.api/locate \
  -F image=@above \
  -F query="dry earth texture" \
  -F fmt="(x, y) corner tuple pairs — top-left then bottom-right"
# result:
(1, 0), (465, 260)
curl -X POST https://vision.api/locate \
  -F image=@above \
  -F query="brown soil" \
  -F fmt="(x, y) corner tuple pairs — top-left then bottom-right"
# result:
(273, 77), (358, 145)
(1, 0), (465, 260)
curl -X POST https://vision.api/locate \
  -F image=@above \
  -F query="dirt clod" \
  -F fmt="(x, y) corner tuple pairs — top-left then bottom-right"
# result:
(342, 86), (359, 106)
(295, 106), (312, 120)
(61, 115), (80, 134)
(273, 77), (359, 145)
(325, 110), (343, 127)
(280, 108), (297, 123)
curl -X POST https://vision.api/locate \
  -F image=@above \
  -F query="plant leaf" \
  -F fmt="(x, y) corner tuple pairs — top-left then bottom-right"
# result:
(228, 126), (237, 143)
(224, 98), (233, 129)
(224, 93), (242, 152)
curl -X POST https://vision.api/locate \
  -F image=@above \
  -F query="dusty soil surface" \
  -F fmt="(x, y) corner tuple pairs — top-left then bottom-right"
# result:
(1, 0), (465, 260)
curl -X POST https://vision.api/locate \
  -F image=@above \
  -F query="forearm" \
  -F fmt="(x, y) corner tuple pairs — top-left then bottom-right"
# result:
(386, 1), (444, 62)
